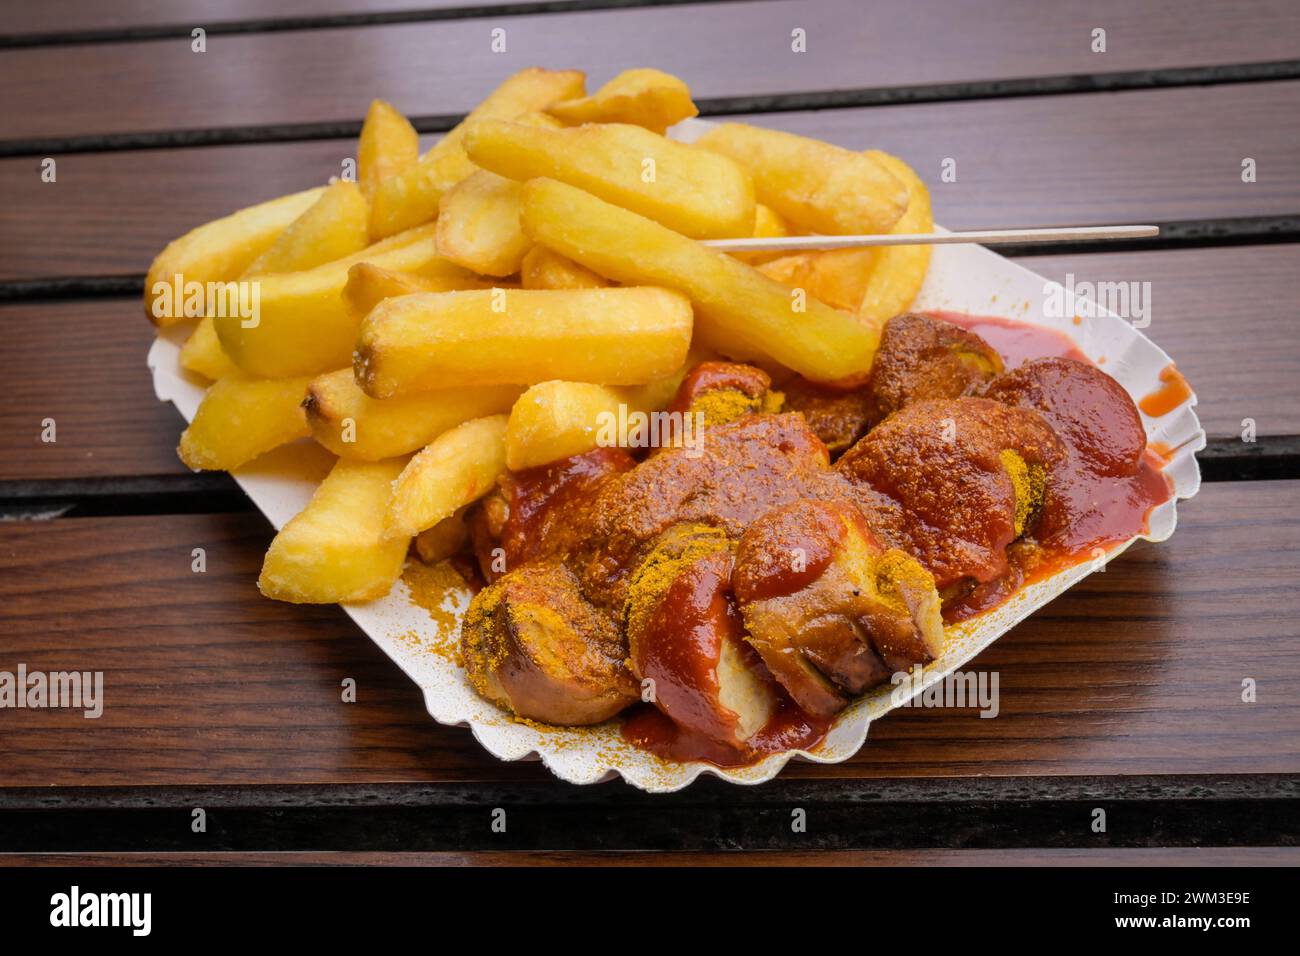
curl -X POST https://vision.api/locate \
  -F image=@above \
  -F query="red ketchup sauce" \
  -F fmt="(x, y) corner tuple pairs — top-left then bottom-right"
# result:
(622, 547), (830, 767)
(929, 311), (1174, 619)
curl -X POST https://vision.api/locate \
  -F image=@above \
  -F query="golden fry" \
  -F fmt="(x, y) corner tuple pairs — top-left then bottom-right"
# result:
(695, 122), (908, 236)
(505, 381), (627, 471)
(436, 170), (531, 276)
(304, 367), (521, 460)
(259, 458), (410, 604)
(547, 68), (697, 134)
(856, 151), (934, 323)
(357, 99), (419, 201)
(731, 203), (793, 265)
(342, 262), (496, 318)
(385, 415), (509, 539)
(178, 374), (313, 471)
(369, 68), (585, 239)
(145, 187), (324, 326)
(520, 178), (879, 382)
(520, 246), (610, 290)
(240, 180), (370, 278)
(414, 507), (471, 564)
(356, 286), (693, 397)
(758, 248), (876, 312)
(463, 119), (755, 239)
(179, 315), (239, 382)
(214, 223), (476, 378)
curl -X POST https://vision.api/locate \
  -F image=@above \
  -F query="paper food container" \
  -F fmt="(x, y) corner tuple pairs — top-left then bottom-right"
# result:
(147, 117), (1204, 792)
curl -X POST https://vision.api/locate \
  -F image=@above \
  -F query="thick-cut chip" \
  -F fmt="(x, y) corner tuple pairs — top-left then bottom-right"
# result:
(214, 223), (477, 378)
(179, 315), (240, 382)
(145, 187), (324, 326)
(304, 367), (521, 460)
(731, 203), (793, 265)
(694, 122), (908, 236)
(857, 150), (934, 324)
(506, 381), (626, 471)
(356, 286), (693, 397)
(357, 99), (419, 201)
(436, 171), (531, 276)
(520, 246), (609, 289)
(520, 178), (880, 382)
(259, 458), (410, 604)
(239, 181), (370, 278)
(758, 247), (876, 312)
(369, 68), (585, 239)
(342, 262), (496, 318)
(414, 506), (471, 564)
(464, 120), (755, 239)
(385, 415), (509, 539)
(178, 374), (313, 471)
(546, 67), (697, 134)
(504, 366), (694, 471)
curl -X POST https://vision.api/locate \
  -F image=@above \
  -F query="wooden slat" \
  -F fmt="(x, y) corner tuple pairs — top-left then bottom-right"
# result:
(2, 0), (1299, 142)
(4, 848), (1298, 866)
(1, 244), (1291, 483)
(5, 81), (1300, 283)
(0, 0), (517, 37)
(0, 298), (187, 480)
(1, 479), (1297, 789)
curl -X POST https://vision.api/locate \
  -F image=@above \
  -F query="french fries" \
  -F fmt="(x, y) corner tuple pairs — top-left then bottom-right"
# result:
(695, 122), (908, 236)
(505, 381), (627, 471)
(520, 247), (609, 290)
(504, 354), (701, 470)
(148, 64), (940, 631)
(856, 150), (934, 324)
(463, 119), (755, 239)
(342, 262), (496, 317)
(239, 180), (370, 278)
(357, 99), (419, 201)
(178, 374), (313, 471)
(732, 203), (793, 265)
(436, 171), (531, 276)
(369, 67), (585, 239)
(520, 179), (880, 382)
(356, 287), (693, 397)
(259, 458), (410, 603)
(145, 187), (324, 325)
(179, 315), (239, 382)
(547, 68), (697, 134)
(385, 415), (509, 539)
(214, 223), (478, 378)
(758, 248), (876, 312)
(304, 368), (521, 460)
(414, 507), (472, 564)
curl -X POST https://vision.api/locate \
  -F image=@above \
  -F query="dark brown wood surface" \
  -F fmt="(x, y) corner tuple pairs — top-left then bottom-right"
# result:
(2, 244), (1292, 485)
(2, 480), (1295, 788)
(5, 81), (1300, 282)
(3, 0), (1299, 143)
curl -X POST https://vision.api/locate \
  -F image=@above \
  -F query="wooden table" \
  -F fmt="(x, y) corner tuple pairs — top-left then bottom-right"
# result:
(2, 0), (1298, 866)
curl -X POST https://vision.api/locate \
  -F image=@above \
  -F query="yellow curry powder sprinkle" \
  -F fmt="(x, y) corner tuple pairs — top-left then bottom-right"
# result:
(999, 448), (1044, 537)
(402, 559), (473, 663)
(622, 524), (730, 642)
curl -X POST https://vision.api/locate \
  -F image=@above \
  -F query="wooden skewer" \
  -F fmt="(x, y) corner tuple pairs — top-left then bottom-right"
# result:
(702, 224), (1160, 252)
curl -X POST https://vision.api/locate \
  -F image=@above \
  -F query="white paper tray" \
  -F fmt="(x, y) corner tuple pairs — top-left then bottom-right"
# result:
(147, 117), (1204, 792)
